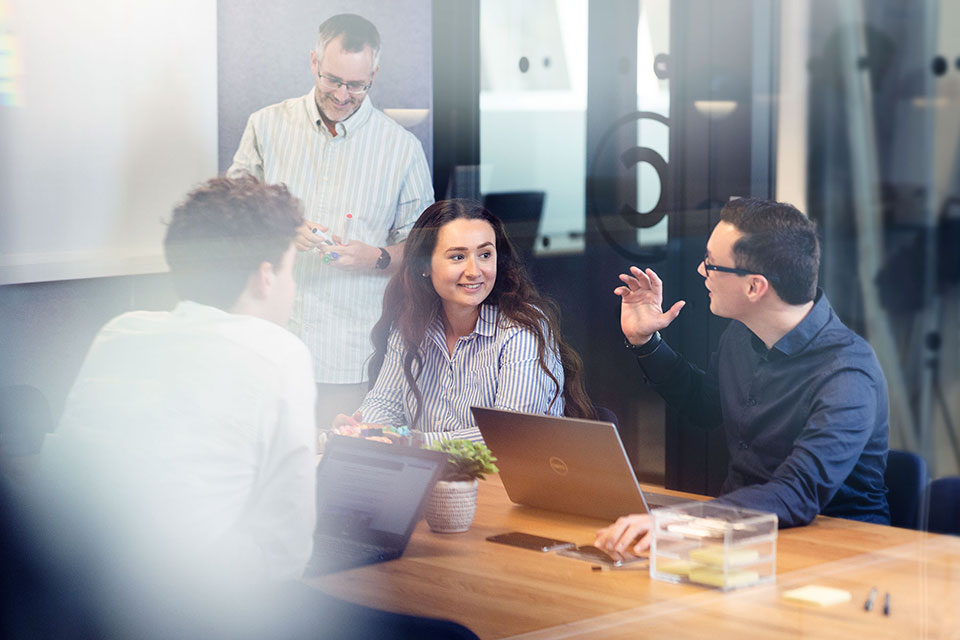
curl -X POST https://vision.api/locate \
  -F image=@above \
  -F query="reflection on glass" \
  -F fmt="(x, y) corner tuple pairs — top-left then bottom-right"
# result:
(479, 0), (587, 255)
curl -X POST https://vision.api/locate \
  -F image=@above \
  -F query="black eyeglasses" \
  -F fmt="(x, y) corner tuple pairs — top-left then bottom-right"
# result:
(702, 254), (780, 283)
(317, 72), (372, 95)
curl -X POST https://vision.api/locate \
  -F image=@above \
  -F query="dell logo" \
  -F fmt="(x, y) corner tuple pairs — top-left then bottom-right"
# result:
(549, 456), (569, 475)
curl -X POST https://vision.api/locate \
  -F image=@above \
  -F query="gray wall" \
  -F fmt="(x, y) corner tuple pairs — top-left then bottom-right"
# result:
(0, 276), (179, 424)
(218, 0), (433, 172)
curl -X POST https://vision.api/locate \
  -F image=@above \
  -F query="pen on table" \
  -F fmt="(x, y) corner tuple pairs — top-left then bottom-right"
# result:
(590, 561), (649, 572)
(864, 586), (877, 611)
(883, 592), (890, 616)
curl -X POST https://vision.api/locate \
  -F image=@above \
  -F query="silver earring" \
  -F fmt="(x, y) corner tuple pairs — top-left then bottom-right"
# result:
(422, 272), (429, 277)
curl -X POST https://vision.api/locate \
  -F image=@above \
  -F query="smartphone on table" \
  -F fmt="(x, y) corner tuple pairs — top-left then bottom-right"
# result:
(556, 544), (648, 568)
(485, 532), (576, 552)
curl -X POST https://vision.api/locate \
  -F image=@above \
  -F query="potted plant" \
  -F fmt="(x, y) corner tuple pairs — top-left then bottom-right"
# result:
(423, 439), (498, 533)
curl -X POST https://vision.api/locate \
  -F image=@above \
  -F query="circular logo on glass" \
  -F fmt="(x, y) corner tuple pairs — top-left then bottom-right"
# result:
(587, 110), (671, 263)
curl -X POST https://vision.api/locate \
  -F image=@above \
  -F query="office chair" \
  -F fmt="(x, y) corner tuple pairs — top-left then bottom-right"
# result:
(884, 450), (928, 529)
(924, 477), (960, 536)
(481, 191), (545, 260)
(593, 406), (620, 428)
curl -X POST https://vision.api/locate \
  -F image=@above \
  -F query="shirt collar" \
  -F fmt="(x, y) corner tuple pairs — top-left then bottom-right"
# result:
(768, 288), (831, 357)
(305, 90), (374, 138)
(426, 304), (498, 348)
(474, 304), (498, 337)
(173, 300), (230, 318)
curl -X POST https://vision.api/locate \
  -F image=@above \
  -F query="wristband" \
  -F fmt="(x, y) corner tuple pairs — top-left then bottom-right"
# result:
(375, 247), (391, 270)
(624, 331), (662, 357)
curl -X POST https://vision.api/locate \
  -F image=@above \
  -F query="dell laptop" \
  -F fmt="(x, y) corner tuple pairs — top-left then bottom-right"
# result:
(471, 406), (689, 521)
(304, 436), (447, 576)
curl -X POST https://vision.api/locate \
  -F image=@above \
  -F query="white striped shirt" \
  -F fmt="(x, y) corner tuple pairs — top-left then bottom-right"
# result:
(227, 92), (434, 383)
(358, 304), (565, 444)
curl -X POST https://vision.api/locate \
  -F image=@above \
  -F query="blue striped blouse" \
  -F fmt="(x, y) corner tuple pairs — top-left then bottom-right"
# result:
(358, 304), (565, 444)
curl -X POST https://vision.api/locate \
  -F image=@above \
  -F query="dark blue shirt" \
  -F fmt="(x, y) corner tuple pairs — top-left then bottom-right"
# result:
(636, 291), (889, 527)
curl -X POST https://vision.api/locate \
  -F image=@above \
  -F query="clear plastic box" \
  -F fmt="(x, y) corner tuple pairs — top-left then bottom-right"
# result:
(649, 502), (777, 591)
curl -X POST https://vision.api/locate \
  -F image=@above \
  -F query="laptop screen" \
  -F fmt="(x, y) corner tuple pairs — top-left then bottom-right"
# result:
(471, 406), (652, 520)
(315, 437), (446, 548)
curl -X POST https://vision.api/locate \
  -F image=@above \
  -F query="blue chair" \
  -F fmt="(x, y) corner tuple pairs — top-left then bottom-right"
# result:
(884, 450), (928, 529)
(924, 477), (960, 535)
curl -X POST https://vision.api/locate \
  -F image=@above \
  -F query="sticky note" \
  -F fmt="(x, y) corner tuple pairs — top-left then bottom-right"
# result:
(689, 545), (760, 567)
(657, 560), (696, 577)
(689, 567), (759, 589)
(781, 585), (852, 607)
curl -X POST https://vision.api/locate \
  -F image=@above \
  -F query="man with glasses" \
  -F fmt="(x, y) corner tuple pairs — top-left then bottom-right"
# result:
(228, 14), (433, 430)
(596, 197), (889, 557)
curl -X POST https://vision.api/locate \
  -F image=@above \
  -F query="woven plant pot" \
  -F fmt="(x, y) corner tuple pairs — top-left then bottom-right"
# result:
(424, 479), (478, 533)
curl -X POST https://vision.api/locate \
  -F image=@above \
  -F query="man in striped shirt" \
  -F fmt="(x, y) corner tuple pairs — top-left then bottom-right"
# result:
(228, 14), (434, 430)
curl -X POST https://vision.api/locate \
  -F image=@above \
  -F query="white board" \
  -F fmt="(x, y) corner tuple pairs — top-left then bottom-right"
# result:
(0, 0), (218, 284)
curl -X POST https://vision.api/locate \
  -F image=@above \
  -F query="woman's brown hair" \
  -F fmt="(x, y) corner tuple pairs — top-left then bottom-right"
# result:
(368, 199), (595, 424)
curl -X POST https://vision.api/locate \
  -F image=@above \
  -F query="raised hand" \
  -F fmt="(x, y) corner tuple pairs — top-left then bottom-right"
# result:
(614, 266), (685, 345)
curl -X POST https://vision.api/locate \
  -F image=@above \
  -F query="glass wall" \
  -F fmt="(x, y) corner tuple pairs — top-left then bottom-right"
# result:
(477, 0), (960, 484)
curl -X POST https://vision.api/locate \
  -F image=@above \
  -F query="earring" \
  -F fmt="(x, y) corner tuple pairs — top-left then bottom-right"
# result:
(422, 272), (429, 278)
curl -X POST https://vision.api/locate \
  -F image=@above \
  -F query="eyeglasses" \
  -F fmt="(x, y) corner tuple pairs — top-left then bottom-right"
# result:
(317, 72), (372, 95)
(702, 254), (780, 283)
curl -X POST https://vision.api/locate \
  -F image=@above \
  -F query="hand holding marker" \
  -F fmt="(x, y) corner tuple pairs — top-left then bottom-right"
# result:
(311, 226), (339, 263)
(311, 226), (335, 245)
(312, 214), (354, 263)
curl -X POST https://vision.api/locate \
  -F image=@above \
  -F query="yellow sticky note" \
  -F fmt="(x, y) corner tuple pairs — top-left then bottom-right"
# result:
(689, 567), (759, 588)
(782, 585), (852, 607)
(657, 560), (696, 577)
(689, 545), (760, 567)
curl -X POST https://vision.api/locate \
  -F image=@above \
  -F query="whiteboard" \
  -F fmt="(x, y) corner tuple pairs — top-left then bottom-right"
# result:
(0, 0), (218, 285)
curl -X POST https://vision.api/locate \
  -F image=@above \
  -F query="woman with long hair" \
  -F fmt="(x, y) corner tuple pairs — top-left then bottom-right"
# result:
(333, 199), (594, 443)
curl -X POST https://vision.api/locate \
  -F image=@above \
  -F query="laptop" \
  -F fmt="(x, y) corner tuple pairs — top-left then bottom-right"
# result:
(304, 436), (447, 576)
(471, 407), (690, 521)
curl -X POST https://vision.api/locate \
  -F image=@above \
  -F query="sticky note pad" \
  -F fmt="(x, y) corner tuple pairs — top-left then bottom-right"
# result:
(781, 585), (852, 607)
(689, 566), (759, 589)
(689, 545), (760, 567)
(657, 560), (696, 577)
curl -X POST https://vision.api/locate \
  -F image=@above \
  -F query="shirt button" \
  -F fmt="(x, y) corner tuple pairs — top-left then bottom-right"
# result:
(747, 397), (757, 406)
(739, 441), (749, 450)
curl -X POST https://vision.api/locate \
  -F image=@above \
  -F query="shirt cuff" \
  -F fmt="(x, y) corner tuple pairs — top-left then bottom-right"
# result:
(421, 428), (485, 446)
(634, 336), (682, 385)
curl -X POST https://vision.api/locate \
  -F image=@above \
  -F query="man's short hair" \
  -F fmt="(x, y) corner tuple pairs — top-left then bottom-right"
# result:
(720, 197), (820, 304)
(315, 13), (381, 70)
(164, 175), (303, 310)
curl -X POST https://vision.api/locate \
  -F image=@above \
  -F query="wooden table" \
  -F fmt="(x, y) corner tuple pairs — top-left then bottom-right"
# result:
(306, 476), (960, 639)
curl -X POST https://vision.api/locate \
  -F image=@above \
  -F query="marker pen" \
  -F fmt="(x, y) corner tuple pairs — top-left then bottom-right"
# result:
(341, 213), (353, 245)
(311, 226), (335, 245)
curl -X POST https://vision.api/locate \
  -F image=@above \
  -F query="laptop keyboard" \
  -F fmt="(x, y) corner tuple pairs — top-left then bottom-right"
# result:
(305, 535), (388, 575)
